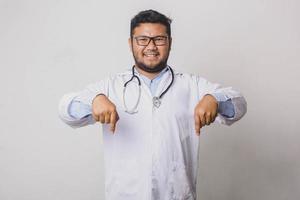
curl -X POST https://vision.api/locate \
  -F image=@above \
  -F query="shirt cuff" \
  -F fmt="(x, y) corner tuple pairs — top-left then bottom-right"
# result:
(210, 93), (235, 118)
(68, 99), (92, 119)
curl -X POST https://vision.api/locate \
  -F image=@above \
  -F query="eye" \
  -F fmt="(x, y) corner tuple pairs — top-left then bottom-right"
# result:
(139, 38), (148, 42)
(155, 37), (164, 41)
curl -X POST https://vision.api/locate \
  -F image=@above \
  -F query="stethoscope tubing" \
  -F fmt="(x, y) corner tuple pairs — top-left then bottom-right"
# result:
(123, 66), (174, 114)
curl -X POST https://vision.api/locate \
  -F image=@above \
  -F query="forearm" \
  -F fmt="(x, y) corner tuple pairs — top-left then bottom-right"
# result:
(58, 79), (109, 128)
(197, 76), (247, 125)
(214, 93), (247, 125)
(58, 92), (95, 128)
(210, 93), (235, 118)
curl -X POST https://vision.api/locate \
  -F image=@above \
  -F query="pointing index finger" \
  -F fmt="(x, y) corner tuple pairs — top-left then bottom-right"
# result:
(110, 111), (118, 133)
(194, 114), (201, 136)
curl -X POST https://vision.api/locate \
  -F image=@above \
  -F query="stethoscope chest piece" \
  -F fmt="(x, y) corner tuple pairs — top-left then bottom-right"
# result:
(153, 96), (161, 108)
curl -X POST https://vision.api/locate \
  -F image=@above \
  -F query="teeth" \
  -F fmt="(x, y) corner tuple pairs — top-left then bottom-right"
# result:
(144, 54), (158, 56)
(144, 52), (158, 55)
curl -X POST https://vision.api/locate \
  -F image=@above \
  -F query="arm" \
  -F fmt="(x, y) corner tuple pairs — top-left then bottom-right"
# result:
(58, 92), (97, 128)
(58, 78), (118, 131)
(209, 89), (247, 125)
(210, 93), (235, 118)
(194, 76), (247, 134)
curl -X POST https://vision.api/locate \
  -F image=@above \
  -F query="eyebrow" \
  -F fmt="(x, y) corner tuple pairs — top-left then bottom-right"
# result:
(134, 35), (168, 38)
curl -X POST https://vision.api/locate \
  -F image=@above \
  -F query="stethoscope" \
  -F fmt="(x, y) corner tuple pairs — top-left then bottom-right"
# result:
(123, 66), (174, 114)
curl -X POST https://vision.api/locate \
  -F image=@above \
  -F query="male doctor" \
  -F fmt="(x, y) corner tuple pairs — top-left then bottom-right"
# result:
(59, 9), (247, 200)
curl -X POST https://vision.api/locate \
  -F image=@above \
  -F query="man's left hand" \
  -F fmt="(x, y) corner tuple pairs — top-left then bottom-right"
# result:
(194, 94), (218, 136)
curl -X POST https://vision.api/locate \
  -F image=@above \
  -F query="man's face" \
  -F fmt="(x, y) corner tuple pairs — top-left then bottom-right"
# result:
(129, 23), (172, 73)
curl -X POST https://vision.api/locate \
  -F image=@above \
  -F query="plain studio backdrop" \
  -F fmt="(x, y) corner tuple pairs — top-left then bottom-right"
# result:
(0, 0), (299, 199)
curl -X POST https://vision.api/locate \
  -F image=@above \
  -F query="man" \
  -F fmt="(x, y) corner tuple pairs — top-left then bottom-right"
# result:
(59, 10), (247, 200)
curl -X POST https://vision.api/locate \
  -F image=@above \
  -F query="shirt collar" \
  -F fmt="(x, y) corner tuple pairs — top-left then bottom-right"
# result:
(134, 66), (169, 84)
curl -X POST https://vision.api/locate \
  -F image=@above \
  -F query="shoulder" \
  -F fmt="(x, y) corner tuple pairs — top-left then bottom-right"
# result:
(171, 68), (216, 90)
(172, 68), (203, 83)
(114, 68), (132, 77)
(103, 68), (132, 82)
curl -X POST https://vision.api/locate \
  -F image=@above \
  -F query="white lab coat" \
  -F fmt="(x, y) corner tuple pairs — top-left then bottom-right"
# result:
(58, 68), (247, 200)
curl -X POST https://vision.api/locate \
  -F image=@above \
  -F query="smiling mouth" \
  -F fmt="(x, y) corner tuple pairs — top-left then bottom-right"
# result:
(143, 53), (159, 58)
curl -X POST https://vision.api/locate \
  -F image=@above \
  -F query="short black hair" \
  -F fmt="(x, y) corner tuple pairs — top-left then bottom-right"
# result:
(130, 10), (172, 37)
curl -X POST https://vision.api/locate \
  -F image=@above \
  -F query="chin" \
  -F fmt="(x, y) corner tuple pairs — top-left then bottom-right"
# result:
(144, 60), (161, 67)
(134, 56), (168, 73)
(145, 63), (159, 68)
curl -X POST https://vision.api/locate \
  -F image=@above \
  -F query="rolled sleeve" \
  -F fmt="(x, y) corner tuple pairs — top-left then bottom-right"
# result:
(210, 93), (235, 118)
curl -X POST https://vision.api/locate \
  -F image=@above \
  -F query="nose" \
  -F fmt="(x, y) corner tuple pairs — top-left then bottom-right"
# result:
(146, 38), (158, 50)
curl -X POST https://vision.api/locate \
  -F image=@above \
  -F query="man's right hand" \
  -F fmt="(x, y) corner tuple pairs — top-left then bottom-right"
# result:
(92, 94), (119, 133)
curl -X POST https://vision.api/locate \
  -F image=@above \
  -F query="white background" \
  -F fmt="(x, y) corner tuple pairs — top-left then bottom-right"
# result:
(0, 0), (299, 199)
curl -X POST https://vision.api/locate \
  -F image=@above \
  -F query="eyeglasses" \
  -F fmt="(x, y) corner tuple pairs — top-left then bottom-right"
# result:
(134, 36), (168, 46)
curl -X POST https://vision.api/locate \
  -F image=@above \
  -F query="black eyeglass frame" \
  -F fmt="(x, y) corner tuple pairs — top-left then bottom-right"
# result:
(133, 35), (169, 46)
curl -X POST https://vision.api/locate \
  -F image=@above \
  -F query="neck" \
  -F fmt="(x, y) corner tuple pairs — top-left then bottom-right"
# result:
(135, 67), (161, 80)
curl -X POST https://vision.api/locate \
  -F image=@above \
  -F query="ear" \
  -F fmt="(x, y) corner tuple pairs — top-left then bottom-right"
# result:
(128, 37), (132, 52)
(169, 37), (172, 51)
